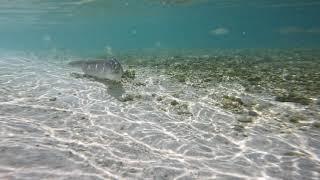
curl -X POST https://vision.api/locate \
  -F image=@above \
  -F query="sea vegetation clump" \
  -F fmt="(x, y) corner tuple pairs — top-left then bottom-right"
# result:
(275, 92), (312, 105)
(221, 95), (246, 114)
(113, 49), (319, 107)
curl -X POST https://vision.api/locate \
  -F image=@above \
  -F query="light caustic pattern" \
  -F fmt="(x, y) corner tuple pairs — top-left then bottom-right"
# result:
(0, 53), (319, 179)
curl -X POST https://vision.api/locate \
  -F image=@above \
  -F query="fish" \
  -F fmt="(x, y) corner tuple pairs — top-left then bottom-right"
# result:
(69, 58), (124, 81)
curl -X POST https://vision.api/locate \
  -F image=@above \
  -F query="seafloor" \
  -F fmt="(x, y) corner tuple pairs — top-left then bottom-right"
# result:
(0, 49), (319, 180)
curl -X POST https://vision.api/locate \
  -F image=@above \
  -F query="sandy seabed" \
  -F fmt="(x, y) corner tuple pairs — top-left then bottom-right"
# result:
(0, 51), (319, 180)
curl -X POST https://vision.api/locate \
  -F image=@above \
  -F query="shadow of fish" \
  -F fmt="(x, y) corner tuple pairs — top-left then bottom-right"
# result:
(69, 58), (124, 81)
(70, 72), (125, 99)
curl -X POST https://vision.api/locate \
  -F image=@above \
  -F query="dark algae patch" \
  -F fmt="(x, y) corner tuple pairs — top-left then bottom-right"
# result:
(289, 114), (307, 123)
(313, 122), (320, 128)
(275, 92), (312, 105)
(283, 151), (308, 157)
(170, 100), (179, 106)
(49, 97), (57, 101)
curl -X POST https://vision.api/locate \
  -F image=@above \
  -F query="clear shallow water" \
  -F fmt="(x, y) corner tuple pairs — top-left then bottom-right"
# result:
(0, 1), (320, 180)
(0, 51), (319, 179)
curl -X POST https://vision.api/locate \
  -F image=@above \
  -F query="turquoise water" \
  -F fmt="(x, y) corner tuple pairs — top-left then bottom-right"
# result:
(1, 1), (320, 179)
(1, 0), (320, 54)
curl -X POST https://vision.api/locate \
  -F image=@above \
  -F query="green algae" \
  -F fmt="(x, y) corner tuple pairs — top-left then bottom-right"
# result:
(175, 103), (192, 116)
(283, 151), (307, 157)
(122, 69), (136, 79)
(289, 113), (308, 123)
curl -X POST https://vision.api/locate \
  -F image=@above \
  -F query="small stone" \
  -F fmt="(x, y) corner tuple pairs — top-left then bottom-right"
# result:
(119, 94), (135, 102)
(171, 100), (179, 106)
(248, 110), (258, 117)
(128, 168), (138, 173)
(134, 82), (146, 86)
(203, 78), (212, 82)
(160, 107), (167, 112)
(237, 116), (254, 123)
(49, 97), (57, 101)
(156, 96), (163, 101)
(312, 122), (320, 128)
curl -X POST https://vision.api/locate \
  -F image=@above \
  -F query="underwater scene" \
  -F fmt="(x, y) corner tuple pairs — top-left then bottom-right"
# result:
(0, 0), (320, 179)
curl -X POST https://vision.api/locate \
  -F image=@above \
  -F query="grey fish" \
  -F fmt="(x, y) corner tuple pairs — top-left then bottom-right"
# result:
(70, 58), (124, 81)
